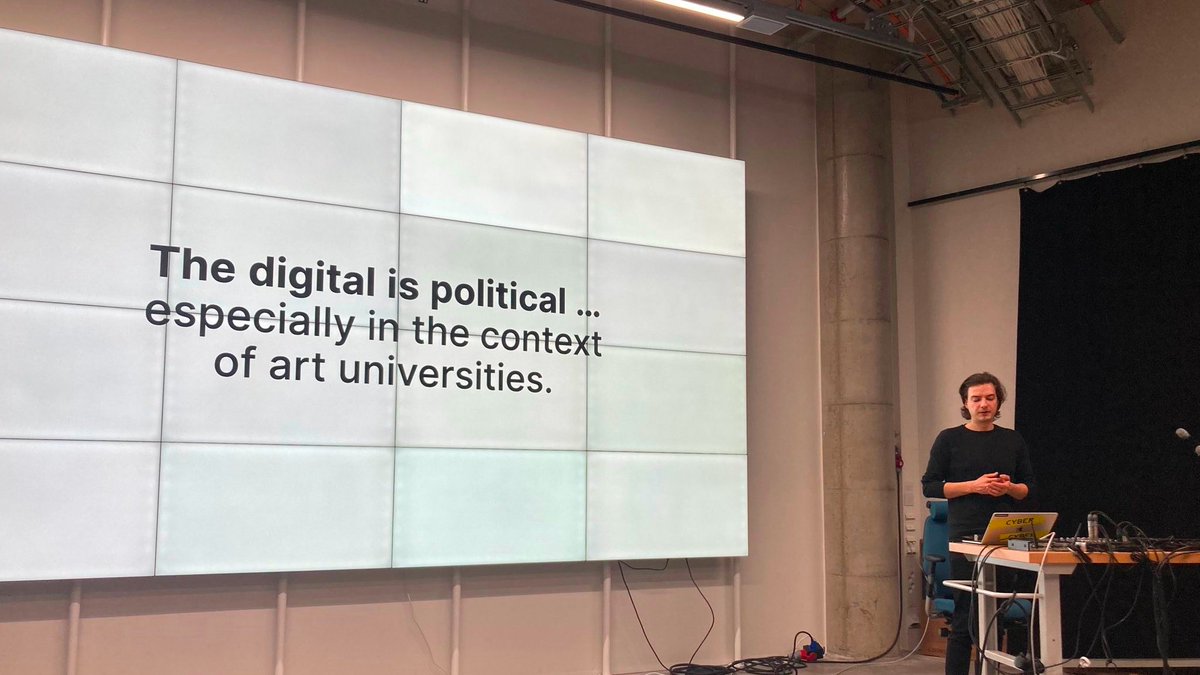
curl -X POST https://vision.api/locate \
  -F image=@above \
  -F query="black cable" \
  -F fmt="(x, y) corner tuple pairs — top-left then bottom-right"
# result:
(1074, 514), (1124, 664)
(1065, 540), (1105, 660)
(1103, 559), (1147, 633)
(1150, 564), (1172, 675)
(617, 559), (671, 672)
(1063, 514), (1200, 673)
(791, 632), (815, 658)
(965, 543), (1005, 659)
(1064, 536), (1142, 662)
(1022, 535), (1063, 673)
(1146, 542), (1200, 675)
(620, 462), (971, 674)
(671, 666), (736, 675)
(667, 559), (723, 675)
(1018, 536), (1113, 673)
(624, 559), (672, 572)
(981, 591), (1023, 661)
(1092, 529), (1120, 663)
(1154, 543), (1200, 675)
(618, 559), (742, 675)
(621, 517), (1197, 675)
(616, 564), (818, 674)
(728, 656), (805, 674)
(1063, 540), (1097, 658)
(1040, 536), (1200, 673)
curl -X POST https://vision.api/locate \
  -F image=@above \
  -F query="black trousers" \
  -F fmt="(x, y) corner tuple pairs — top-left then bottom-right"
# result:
(946, 553), (1033, 675)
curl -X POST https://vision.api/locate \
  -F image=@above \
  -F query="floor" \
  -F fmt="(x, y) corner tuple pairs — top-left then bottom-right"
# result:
(633, 654), (947, 675)
(638, 654), (1200, 675)
(801, 655), (1200, 675)
(807, 654), (945, 674)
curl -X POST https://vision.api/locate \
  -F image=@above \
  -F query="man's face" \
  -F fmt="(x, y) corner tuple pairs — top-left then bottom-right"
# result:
(964, 383), (999, 425)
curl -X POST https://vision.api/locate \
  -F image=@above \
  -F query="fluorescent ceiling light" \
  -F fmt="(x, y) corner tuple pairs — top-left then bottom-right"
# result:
(648, 0), (745, 23)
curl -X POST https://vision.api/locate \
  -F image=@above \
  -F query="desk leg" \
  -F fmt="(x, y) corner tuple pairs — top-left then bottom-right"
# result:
(1039, 571), (1064, 675)
(977, 563), (999, 675)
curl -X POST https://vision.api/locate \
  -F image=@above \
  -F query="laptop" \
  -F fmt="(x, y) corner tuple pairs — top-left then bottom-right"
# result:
(974, 512), (1058, 545)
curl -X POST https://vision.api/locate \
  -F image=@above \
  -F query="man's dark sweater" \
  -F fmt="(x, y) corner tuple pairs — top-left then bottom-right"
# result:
(921, 425), (1036, 538)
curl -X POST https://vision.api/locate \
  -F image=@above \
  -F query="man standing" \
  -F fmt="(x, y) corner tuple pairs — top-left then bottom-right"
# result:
(921, 372), (1035, 675)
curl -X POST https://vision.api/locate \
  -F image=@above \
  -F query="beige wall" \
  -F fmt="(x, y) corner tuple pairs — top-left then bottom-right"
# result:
(0, 1), (823, 674)
(894, 0), (1200, 569)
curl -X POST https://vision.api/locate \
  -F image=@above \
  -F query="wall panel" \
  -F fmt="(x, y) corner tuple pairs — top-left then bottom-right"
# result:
(460, 564), (602, 675)
(610, 20), (728, 156)
(305, 0), (461, 107)
(0, 0), (100, 43)
(0, 584), (68, 675)
(78, 577), (278, 675)
(284, 569), (452, 675)
(735, 45), (823, 656)
(111, 0), (297, 78)
(469, 0), (604, 133)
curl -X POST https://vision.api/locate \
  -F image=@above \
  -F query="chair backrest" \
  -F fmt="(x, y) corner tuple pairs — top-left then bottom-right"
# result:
(921, 499), (1031, 624)
(923, 499), (952, 601)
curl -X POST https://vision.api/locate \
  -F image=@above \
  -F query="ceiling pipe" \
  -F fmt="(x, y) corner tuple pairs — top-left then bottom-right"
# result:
(653, 0), (927, 56)
(548, 0), (960, 96)
(742, 0), (928, 56)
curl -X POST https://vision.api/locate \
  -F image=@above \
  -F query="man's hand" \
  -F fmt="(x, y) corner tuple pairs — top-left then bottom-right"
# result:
(971, 472), (1009, 496)
(997, 474), (1029, 499)
(943, 473), (1024, 500)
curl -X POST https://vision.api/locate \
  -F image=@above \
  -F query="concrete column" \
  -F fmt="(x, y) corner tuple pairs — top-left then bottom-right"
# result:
(816, 41), (899, 657)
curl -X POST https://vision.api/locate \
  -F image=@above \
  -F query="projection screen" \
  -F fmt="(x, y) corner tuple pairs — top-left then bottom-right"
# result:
(0, 27), (747, 581)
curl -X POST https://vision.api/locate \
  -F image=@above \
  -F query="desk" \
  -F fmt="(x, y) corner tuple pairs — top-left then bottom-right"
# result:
(947, 542), (1200, 675)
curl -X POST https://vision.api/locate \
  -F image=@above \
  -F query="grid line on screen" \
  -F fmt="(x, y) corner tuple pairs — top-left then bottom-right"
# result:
(0, 437), (395, 450)
(170, 181), (401, 216)
(0, 437), (745, 458)
(0, 438), (163, 447)
(397, 211), (591, 246)
(0, 158), (407, 218)
(583, 235), (747, 261)
(0, 156), (746, 336)
(128, 321), (745, 359)
(390, 107), (404, 568)
(0, 155), (747, 262)
(152, 63), (183, 576)
(0, 158), (172, 187)
(395, 208), (747, 261)
(583, 136), (590, 562)
(0, 295), (146, 314)
(584, 342), (743, 358)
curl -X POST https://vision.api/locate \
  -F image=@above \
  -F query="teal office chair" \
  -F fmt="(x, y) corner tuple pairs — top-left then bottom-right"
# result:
(922, 500), (1032, 631)
(922, 499), (956, 620)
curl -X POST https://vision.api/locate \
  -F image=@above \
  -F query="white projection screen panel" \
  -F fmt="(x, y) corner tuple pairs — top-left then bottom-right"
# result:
(0, 28), (747, 581)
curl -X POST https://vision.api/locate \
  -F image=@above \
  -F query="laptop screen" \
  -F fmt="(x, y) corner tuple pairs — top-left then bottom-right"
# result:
(979, 512), (1058, 545)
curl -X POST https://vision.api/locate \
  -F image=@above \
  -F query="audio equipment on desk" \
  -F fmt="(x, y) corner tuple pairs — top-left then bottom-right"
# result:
(1022, 536), (1200, 553)
(1006, 537), (1130, 552)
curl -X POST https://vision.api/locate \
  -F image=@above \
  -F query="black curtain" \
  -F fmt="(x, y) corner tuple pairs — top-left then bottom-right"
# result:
(1016, 154), (1200, 659)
